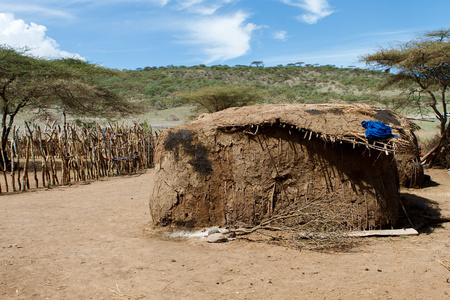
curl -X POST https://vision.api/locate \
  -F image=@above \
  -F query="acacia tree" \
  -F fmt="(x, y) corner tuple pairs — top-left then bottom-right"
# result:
(182, 85), (263, 113)
(251, 61), (264, 68)
(362, 29), (450, 167)
(0, 47), (139, 167)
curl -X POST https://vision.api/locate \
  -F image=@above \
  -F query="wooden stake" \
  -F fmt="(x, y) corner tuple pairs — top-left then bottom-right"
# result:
(345, 228), (418, 237)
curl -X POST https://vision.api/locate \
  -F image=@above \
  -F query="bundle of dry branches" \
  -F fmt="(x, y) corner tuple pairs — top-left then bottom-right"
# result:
(230, 200), (355, 251)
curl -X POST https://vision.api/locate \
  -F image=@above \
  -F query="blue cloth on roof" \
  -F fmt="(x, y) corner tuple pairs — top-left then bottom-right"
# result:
(361, 121), (399, 140)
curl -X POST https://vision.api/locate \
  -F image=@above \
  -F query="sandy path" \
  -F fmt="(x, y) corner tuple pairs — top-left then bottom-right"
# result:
(1, 169), (449, 299)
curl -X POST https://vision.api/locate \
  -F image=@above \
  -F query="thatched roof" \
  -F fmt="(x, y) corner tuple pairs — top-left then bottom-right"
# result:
(183, 103), (418, 154)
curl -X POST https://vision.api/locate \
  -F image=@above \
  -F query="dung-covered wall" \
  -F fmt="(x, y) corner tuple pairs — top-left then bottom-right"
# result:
(395, 131), (424, 188)
(150, 126), (400, 230)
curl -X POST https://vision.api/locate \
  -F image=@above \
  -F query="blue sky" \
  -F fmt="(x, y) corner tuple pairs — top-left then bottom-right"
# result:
(1, 0), (449, 70)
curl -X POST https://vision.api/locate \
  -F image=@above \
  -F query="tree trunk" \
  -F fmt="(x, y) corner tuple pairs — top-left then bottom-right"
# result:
(445, 125), (450, 167)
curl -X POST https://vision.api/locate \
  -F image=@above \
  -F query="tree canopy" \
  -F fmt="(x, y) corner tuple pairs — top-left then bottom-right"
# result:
(0, 46), (140, 162)
(362, 29), (450, 167)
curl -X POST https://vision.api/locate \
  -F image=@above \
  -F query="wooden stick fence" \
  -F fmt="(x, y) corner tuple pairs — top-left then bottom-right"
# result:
(0, 121), (156, 194)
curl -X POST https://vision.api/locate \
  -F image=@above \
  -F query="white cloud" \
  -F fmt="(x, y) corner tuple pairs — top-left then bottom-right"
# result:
(273, 30), (287, 41)
(0, 2), (73, 19)
(185, 5), (221, 15)
(176, 0), (204, 8)
(0, 13), (84, 60)
(280, 0), (334, 24)
(183, 11), (258, 63)
(173, 0), (234, 15)
(155, 0), (171, 6)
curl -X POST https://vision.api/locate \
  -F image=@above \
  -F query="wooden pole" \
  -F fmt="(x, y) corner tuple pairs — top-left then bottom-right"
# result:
(25, 122), (39, 189)
(10, 129), (16, 192)
(22, 135), (31, 191)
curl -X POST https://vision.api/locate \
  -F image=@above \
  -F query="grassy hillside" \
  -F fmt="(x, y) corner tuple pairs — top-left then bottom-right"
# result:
(102, 64), (407, 112)
(18, 63), (440, 137)
(92, 64), (440, 137)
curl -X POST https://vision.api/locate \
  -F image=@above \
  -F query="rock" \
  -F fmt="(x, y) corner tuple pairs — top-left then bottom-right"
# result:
(166, 114), (180, 121)
(208, 227), (220, 235)
(206, 233), (228, 243)
(225, 231), (236, 239)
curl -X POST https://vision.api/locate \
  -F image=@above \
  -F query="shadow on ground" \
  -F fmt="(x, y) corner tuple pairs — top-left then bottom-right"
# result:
(399, 187), (445, 233)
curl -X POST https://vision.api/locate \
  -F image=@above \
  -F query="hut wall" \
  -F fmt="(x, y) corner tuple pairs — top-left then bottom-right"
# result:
(395, 130), (424, 188)
(150, 126), (400, 230)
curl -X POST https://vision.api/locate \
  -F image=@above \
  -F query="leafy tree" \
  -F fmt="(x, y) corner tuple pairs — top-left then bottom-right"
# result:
(361, 29), (450, 167)
(251, 61), (264, 68)
(0, 47), (140, 167)
(181, 85), (263, 113)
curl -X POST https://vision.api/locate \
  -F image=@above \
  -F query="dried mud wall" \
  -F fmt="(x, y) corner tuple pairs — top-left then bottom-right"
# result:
(395, 132), (424, 188)
(150, 126), (400, 230)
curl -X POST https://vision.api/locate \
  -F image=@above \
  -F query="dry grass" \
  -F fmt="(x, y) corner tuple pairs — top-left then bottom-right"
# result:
(437, 251), (450, 272)
(109, 283), (146, 300)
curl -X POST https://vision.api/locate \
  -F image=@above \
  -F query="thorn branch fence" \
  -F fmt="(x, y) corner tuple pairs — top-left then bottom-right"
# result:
(0, 121), (157, 193)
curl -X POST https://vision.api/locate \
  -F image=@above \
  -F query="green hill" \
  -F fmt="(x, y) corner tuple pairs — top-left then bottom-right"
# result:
(103, 64), (405, 112)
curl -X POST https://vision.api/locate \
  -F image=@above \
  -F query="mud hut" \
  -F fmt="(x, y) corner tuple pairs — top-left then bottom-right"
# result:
(150, 104), (420, 230)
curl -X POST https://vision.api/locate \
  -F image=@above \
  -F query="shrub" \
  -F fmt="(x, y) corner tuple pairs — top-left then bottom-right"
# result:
(181, 85), (264, 113)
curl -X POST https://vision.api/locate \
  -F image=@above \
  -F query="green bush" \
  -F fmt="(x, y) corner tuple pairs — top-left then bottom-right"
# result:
(181, 85), (264, 113)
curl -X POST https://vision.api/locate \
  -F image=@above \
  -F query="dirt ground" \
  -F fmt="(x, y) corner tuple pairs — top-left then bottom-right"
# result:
(1, 168), (449, 299)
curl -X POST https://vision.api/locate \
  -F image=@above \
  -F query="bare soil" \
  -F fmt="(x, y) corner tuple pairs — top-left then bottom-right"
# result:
(1, 168), (450, 299)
